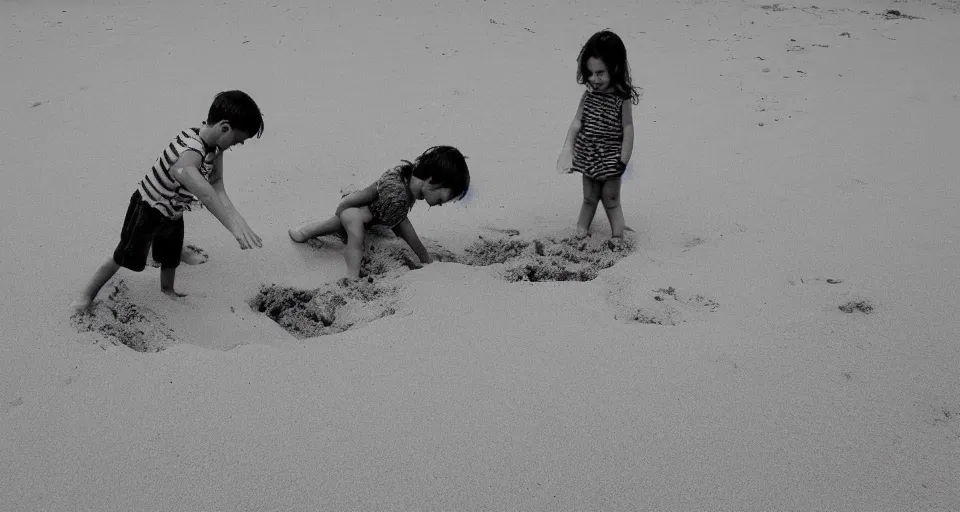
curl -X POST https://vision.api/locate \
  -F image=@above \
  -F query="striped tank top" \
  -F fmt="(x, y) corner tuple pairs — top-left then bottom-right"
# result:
(136, 127), (218, 218)
(572, 91), (625, 181)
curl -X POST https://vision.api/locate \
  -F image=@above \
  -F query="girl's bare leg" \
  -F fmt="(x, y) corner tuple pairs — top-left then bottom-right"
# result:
(601, 178), (625, 238)
(576, 176), (603, 237)
(71, 258), (121, 313)
(289, 216), (345, 243)
(339, 208), (373, 278)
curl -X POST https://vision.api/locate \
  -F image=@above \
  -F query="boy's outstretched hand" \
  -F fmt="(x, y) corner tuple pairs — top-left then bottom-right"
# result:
(232, 217), (262, 249)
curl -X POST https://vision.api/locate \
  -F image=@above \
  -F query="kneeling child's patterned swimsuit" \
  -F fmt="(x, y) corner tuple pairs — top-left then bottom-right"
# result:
(367, 165), (414, 228)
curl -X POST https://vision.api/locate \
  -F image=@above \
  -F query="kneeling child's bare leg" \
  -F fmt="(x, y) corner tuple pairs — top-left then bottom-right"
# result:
(339, 207), (373, 278)
(289, 216), (344, 243)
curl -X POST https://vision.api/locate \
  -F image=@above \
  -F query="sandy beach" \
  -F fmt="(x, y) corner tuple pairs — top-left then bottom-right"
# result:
(2, 0), (959, 509)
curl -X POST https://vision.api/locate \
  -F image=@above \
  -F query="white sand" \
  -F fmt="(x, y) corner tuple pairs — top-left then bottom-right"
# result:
(2, 0), (959, 509)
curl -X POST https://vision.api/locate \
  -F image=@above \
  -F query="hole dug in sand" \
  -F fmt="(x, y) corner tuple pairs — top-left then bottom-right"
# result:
(459, 232), (635, 283)
(258, 229), (634, 338)
(260, 227), (459, 339)
(249, 278), (399, 340)
(70, 280), (176, 352)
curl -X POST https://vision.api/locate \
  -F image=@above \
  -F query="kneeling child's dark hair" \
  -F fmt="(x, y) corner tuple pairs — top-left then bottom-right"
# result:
(410, 146), (470, 201)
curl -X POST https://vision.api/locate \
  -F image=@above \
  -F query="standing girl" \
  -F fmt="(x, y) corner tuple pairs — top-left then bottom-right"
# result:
(557, 30), (641, 239)
(288, 146), (470, 278)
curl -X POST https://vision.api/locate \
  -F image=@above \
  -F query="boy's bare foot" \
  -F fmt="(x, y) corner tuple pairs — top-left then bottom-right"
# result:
(162, 288), (187, 299)
(181, 245), (209, 265)
(573, 228), (590, 240)
(69, 298), (93, 316)
(288, 227), (309, 243)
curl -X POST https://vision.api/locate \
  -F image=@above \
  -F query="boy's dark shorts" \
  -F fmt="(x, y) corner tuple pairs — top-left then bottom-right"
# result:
(112, 191), (183, 272)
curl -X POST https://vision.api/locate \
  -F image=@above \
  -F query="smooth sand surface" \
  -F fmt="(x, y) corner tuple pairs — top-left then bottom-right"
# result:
(2, 0), (959, 509)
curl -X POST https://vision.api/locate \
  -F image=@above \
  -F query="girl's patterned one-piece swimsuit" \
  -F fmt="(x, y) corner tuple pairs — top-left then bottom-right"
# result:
(572, 91), (625, 181)
(368, 165), (414, 228)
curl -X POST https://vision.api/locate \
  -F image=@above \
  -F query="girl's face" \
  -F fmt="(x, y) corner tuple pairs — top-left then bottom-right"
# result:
(585, 57), (612, 93)
(422, 181), (455, 206)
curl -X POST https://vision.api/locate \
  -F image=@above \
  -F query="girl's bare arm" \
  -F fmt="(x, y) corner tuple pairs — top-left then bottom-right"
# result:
(562, 91), (588, 148)
(557, 92), (588, 172)
(391, 218), (432, 264)
(620, 100), (634, 165)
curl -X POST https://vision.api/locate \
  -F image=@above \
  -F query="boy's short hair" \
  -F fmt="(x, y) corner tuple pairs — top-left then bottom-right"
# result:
(412, 146), (470, 201)
(207, 90), (265, 138)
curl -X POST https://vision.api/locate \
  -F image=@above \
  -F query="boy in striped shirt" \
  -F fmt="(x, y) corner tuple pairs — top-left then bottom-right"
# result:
(72, 91), (265, 313)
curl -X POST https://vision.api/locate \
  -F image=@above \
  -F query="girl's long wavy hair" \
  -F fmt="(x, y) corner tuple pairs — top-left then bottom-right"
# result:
(576, 30), (641, 104)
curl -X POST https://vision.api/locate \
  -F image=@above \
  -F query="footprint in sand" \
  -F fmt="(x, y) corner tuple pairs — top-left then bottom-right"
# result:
(787, 277), (844, 286)
(1, 397), (24, 415)
(480, 225), (520, 237)
(682, 236), (705, 250)
(923, 401), (960, 440)
(935, 1), (960, 13)
(70, 280), (177, 352)
(880, 9), (922, 20)
(787, 277), (877, 315)
(180, 245), (209, 265)
(838, 298), (874, 314)
(148, 244), (209, 268)
(605, 280), (720, 326)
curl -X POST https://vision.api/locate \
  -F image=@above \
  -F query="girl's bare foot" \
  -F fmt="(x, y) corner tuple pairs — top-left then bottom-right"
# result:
(69, 298), (93, 316)
(288, 227), (309, 243)
(606, 236), (630, 250)
(573, 228), (590, 240)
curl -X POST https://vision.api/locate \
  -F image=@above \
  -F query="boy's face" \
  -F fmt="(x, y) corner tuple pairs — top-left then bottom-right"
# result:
(214, 122), (252, 151)
(585, 57), (612, 93)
